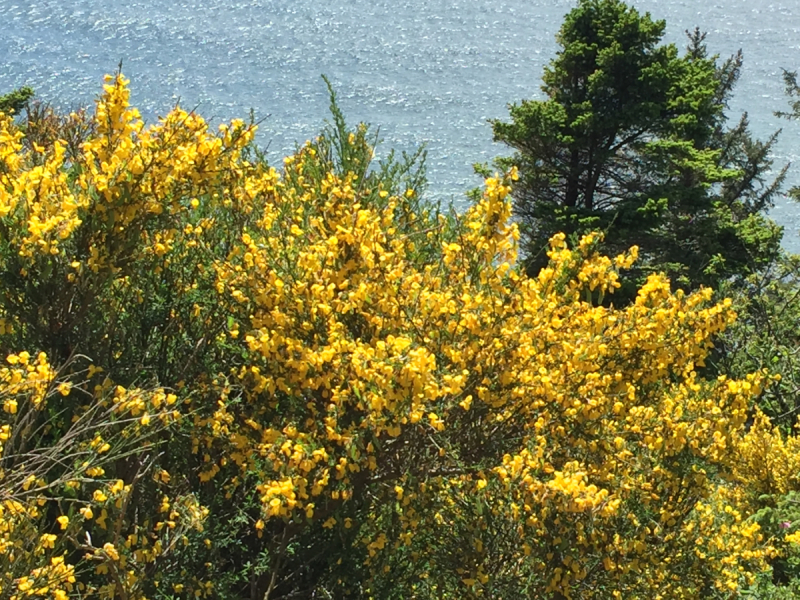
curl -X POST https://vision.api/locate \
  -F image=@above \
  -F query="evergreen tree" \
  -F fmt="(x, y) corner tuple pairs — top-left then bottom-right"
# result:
(777, 68), (800, 202)
(0, 86), (33, 115)
(493, 0), (784, 293)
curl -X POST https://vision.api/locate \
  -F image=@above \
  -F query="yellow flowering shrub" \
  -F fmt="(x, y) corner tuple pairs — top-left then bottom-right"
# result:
(0, 346), (205, 600)
(0, 73), (796, 598)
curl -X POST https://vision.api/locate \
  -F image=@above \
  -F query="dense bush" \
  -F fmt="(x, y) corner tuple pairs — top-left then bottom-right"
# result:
(2, 73), (800, 599)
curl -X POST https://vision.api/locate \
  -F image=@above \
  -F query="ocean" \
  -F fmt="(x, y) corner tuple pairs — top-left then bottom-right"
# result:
(2, 0), (800, 248)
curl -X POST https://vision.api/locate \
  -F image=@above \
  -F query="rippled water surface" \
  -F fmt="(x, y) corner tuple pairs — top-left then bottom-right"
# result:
(3, 0), (800, 247)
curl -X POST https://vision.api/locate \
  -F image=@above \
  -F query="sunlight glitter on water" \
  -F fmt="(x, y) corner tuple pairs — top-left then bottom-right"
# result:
(2, 0), (800, 248)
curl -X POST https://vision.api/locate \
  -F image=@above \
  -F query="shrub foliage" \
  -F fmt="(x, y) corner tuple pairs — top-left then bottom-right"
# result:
(0, 74), (799, 599)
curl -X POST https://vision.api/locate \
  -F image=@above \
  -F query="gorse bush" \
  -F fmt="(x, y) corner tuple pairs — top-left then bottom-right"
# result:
(0, 353), (199, 600)
(1, 73), (800, 599)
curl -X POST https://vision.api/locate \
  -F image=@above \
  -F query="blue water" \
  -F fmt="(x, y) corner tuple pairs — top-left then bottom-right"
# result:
(3, 0), (800, 248)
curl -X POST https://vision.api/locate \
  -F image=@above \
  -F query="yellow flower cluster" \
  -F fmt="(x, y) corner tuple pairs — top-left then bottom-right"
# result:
(0, 348), (204, 598)
(1, 73), (798, 598)
(197, 111), (772, 595)
(0, 352), (54, 419)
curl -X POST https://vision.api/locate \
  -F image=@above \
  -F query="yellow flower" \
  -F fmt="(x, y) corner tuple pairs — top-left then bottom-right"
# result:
(786, 531), (800, 545)
(103, 542), (120, 561)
